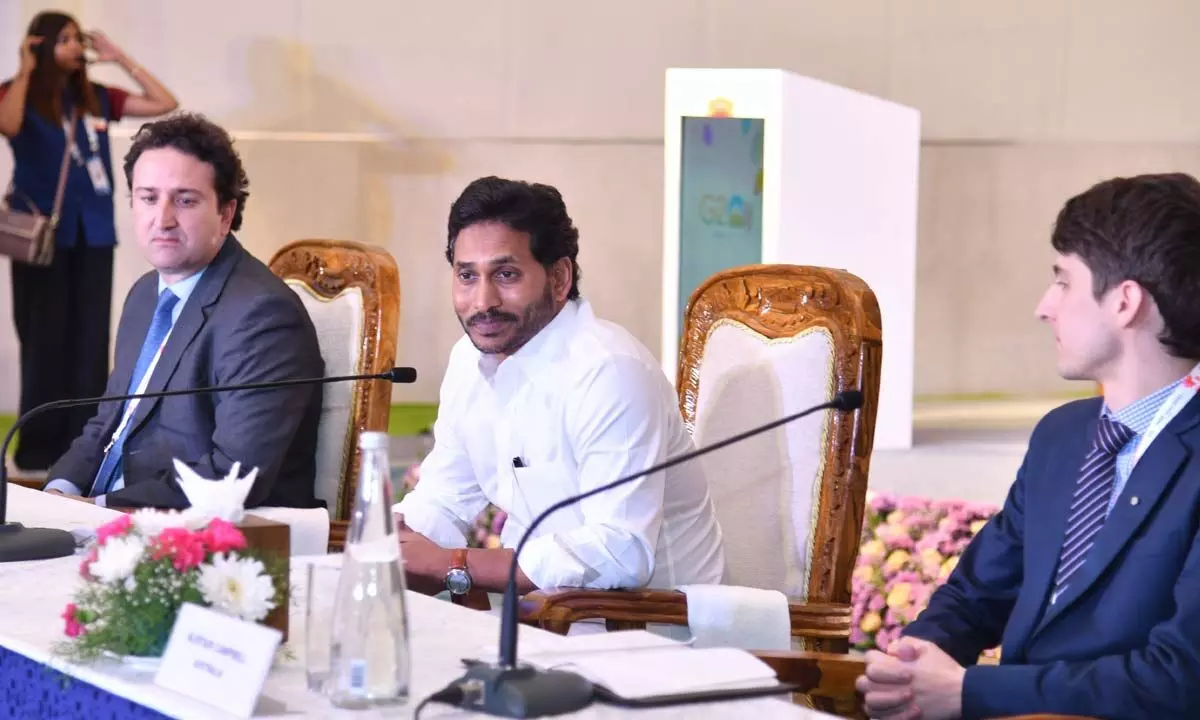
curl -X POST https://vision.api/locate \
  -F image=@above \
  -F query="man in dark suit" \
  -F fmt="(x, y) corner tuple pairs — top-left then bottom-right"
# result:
(43, 113), (323, 510)
(858, 173), (1200, 720)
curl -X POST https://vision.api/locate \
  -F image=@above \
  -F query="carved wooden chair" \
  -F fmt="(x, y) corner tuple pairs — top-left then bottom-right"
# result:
(268, 239), (400, 553)
(520, 265), (882, 714)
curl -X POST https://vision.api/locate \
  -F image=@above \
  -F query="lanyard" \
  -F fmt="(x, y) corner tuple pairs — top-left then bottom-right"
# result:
(63, 115), (100, 165)
(102, 334), (172, 454)
(1129, 361), (1200, 468)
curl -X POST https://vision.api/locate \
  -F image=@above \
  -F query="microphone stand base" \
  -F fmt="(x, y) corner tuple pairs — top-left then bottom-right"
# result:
(458, 663), (594, 718)
(0, 523), (77, 563)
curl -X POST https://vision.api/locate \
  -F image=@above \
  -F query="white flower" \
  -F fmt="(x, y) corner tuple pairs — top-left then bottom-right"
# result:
(89, 535), (146, 584)
(198, 553), (276, 622)
(130, 508), (208, 537)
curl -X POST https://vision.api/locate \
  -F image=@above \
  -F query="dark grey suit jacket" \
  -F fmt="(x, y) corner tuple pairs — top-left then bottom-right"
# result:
(47, 235), (325, 509)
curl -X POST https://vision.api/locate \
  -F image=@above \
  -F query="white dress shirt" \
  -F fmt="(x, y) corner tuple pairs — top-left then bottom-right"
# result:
(395, 299), (726, 590)
(46, 269), (207, 506)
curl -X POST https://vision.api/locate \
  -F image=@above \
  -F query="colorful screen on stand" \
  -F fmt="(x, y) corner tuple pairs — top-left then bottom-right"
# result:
(678, 116), (765, 333)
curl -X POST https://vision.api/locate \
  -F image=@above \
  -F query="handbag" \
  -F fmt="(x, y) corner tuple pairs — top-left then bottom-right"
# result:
(0, 109), (77, 267)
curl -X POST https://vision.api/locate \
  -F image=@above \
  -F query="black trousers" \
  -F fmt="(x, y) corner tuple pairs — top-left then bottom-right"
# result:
(9, 241), (113, 470)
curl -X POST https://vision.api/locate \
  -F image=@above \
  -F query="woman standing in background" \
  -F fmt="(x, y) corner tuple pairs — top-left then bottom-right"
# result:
(0, 11), (177, 477)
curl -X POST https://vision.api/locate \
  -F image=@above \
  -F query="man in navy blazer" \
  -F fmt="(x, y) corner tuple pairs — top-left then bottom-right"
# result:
(858, 173), (1200, 720)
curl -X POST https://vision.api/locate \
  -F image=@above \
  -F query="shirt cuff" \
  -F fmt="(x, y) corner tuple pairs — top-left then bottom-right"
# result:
(393, 498), (468, 549)
(45, 478), (83, 496)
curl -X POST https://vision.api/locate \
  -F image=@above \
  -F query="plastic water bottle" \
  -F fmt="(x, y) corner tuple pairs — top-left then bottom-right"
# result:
(327, 431), (411, 708)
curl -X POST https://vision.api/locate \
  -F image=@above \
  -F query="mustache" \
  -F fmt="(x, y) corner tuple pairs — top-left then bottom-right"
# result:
(467, 310), (518, 326)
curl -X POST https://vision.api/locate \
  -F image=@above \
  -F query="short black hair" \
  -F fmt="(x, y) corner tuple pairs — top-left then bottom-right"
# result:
(446, 176), (581, 300)
(1052, 172), (1200, 359)
(123, 112), (250, 232)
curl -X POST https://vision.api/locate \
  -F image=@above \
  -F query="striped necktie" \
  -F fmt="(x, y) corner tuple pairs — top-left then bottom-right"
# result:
(1051, 415), (1135, 602)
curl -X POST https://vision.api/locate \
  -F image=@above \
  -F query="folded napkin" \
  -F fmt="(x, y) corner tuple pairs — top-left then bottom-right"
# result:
(678, 584), (792, 651)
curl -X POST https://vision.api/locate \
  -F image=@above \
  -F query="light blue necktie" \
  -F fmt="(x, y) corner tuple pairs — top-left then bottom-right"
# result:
(91, 289), (179, 497)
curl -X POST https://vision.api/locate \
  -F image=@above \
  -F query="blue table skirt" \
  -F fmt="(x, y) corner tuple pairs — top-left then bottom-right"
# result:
(0, 644), (171, 719)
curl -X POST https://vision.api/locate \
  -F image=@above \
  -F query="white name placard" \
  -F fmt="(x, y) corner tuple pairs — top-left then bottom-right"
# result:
(154, 603), (282, 718)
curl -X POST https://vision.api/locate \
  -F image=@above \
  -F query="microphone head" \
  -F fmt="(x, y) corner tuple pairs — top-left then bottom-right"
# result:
(833, 389), (864, 411)
(385, 367), (418, 384)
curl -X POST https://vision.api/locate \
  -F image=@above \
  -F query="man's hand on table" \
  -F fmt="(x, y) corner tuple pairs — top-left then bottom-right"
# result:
(393, 512), (451, 595)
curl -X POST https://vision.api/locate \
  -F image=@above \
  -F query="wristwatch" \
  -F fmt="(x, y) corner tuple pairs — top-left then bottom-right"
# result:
(445, 549), (473, 602)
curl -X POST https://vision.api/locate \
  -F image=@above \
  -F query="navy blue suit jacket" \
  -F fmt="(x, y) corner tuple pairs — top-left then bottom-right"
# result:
(903, 395), (1200, 719)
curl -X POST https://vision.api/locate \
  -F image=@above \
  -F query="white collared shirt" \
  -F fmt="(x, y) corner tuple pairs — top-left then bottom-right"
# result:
(395, 299), (726, 590)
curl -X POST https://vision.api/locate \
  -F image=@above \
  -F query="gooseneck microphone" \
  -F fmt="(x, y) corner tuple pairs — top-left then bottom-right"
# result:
(423, 389), (865, 718)
(0, 367), (417, 564)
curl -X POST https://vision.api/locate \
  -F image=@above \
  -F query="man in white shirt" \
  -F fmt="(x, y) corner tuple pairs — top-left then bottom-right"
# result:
(394, 176), (725, 598)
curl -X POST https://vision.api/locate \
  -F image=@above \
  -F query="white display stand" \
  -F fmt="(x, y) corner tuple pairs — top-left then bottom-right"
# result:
(662, 68), (920, 450)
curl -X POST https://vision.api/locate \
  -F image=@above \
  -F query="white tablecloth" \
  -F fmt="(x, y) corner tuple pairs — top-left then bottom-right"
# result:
(1, 484), (832, 719)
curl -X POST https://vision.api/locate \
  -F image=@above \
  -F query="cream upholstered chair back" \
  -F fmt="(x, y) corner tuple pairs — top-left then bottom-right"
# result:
(678, 265), (881, 607)
(269, 240), (399, 550)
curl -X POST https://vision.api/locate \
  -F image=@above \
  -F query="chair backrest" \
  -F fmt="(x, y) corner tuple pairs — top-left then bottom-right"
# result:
(678, 265), (881, 607)
(269, 239), (400, 521)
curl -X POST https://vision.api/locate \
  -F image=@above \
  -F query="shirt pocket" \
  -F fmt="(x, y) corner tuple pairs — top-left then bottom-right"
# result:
(510, 463), (578, 535)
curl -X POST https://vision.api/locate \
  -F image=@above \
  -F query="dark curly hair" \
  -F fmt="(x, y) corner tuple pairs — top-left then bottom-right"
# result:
(446, 176), (582, 300)
(1052, 172), (1200, 359)
(122, 112), (250, 231)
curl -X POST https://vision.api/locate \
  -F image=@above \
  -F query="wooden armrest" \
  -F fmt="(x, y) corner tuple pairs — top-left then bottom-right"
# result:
(520, 587), (852, 649)
(752, 650), (865, 718)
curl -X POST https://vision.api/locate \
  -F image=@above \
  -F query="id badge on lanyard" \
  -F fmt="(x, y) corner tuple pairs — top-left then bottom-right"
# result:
(1129, 362), (1200, 468)
(64, 115), (111, 196)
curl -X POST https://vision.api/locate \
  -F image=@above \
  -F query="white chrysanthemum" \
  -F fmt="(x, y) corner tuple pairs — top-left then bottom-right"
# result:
(130, 507), (208, 537)
(89, 535), (146, 584)
(198, 553), (276, 622)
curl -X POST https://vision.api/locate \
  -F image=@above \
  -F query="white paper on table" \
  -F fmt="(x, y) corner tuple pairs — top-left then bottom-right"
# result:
(539, 646), (780, 699)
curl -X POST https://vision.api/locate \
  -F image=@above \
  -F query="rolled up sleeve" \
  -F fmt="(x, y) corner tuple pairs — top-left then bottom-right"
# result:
(517, 357), (670, 590)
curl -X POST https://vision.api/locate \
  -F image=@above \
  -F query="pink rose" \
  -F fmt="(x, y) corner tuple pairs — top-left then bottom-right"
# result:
(201, 519), (247, 554)
(151, 528), (207, 572)
(95, 515), (133, 546)
(62, 603), (85, 638)
(867, 593), (886, 612)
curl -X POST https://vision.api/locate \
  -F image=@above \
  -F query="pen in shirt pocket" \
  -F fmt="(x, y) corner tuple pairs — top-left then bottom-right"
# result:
(512, 456), (526, 468)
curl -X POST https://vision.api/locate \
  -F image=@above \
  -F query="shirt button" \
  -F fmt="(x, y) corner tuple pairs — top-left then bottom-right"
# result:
(1130, 496), (1140, 506)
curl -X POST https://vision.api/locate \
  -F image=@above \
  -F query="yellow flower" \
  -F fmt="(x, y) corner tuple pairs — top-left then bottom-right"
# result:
(887, 510), (907, 526)
(884, 550), (911, 572)
(970, 519), (988, 535)
(484, 535), (503, 549)
(887, 583), (912, 609)
(860, 539), (886, 559)
(860, 612), (882, 633)
(920, 547), (944, 567)
(939, 556), (960, 580)
(854, 565), (877, 584)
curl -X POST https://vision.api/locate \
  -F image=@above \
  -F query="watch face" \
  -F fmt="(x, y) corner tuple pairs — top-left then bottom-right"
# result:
(446, 568), (471, 595)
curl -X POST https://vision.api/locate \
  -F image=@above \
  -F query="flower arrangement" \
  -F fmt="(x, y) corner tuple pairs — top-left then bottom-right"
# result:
(59, 509), (286, 662)
(397, 461), (507, 549)
(852, 492), (1000, 660)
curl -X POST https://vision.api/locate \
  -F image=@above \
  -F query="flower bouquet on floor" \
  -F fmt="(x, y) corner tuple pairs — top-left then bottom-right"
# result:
(851, 491), (1001, 662)
(58, 462), (287, 663)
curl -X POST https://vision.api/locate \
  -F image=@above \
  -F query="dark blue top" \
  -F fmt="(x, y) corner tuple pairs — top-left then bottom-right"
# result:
(3, 84), (124, 248)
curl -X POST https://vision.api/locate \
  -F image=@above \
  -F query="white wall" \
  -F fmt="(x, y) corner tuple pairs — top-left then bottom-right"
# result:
(2, 0), (1199, 411)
